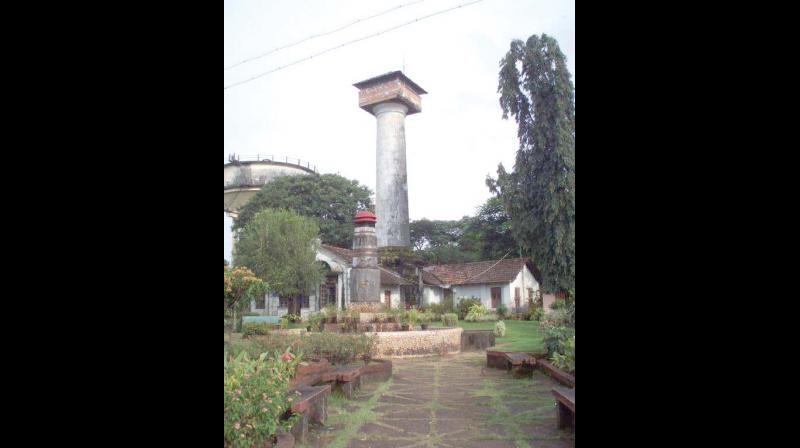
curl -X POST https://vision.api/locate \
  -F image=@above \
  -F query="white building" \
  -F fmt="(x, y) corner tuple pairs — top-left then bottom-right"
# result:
(421, 258), (541, 313)
(249, 244), (412, 318)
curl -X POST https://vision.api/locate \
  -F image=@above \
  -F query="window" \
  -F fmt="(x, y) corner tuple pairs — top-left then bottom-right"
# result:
(301, 296), (309, 309)
(279, 296), (288, 308)
(255, 295), (265, 309)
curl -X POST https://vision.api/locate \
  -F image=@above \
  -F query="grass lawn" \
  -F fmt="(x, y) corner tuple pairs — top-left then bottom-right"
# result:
(430, 320), (545, 353)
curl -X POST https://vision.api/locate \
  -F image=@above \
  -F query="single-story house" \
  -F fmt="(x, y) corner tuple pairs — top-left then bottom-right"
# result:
(421, 258), (541, 313)
(249, 244), (412, 318)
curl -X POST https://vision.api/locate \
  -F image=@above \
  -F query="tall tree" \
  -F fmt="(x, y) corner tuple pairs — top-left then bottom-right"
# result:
(488, 34), (575, 293)
(235, 209), (324, 315)
(461, 197), (519, 261)
(234, 174), (373, 248)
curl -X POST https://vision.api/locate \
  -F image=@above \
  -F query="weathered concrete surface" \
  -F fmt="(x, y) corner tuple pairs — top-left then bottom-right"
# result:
(303, 352), (575, 448)
(373, 101), (411, 248)
(351, 223), (380, 303)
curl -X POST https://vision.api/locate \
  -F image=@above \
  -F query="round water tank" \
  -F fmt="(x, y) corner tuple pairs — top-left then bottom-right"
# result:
(224, 156), (316, 213)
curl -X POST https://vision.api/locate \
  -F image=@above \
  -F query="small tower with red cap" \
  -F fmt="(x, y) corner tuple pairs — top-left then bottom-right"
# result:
(351, 211), (380, 303)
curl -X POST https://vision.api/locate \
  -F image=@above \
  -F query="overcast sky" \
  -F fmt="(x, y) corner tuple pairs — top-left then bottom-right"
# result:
(224, 0), (575, 261)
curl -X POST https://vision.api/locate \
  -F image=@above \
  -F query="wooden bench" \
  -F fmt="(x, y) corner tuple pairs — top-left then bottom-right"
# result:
(288, 384), (331, 443)
(551, 386), (575, 431)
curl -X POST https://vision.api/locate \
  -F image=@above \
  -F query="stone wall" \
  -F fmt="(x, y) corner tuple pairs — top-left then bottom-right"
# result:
(371, 327), (462, 358)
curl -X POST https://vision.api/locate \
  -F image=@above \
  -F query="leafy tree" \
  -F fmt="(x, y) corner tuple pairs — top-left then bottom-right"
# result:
(234, 174), (373, 248)
(488, 34), (575, 293)
(224, 265), (267, 341)
(235, 209), (324, 315)
(410, 218), (478, 264)
(461, 197), (519, 261)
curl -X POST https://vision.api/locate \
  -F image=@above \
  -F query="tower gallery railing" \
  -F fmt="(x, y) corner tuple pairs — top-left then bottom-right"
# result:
(224, 154), (317, 173)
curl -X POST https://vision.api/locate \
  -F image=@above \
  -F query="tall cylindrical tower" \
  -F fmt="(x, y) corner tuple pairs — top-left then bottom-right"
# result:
(354, 71), (427, 248)
(350, 211), (380, 303)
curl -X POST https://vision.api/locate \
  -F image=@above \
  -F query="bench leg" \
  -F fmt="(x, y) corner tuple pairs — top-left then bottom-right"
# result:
(310, 395), (327, 424)
(557, 402), (573, 431)
(291, 412), (309, 444)
(340, 381), (354, 399)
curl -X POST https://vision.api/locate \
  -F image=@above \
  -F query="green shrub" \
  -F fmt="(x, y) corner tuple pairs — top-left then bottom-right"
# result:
(242, 322), (278, 337)
(224, 350), (301, 448)
(494, 320), (506, 337)
(530, 307), (544, 321)
(496, 304), (508, 319)
(428, 303), (444, 318)
(242, 332), (376, 365)
(306, 312), (324, 332)
(551, 335), (575, 374)
(457, 297), (481, 319)
(442, 313), (458, 327)
(465, 303), (488, 322)
(405, 309), (419, 326)
(442, 295), (455, 313)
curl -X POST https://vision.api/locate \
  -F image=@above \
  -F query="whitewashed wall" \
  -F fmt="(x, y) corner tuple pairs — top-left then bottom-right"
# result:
(379, 285), (403, 308)
(422, 285), (443, 306)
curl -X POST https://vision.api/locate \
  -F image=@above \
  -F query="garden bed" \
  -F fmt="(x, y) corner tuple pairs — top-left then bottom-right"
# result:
(371, 327), (462, 358)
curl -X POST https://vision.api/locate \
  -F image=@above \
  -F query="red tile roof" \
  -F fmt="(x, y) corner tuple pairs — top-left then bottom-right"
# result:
(321, 245), (411, 286)
(423, 258), (539, 286)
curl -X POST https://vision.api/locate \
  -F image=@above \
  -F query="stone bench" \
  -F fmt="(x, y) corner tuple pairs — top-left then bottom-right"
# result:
(287, 384), (331, 443)
(504, 352), (536, 373)
(538, 359), (575, 388)
(322, 365), (363, 399)
(552, 386), (575, 431)
(461, 330), (495, 351)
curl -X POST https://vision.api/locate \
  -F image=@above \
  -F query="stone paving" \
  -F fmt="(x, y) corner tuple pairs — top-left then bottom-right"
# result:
(300, 352), (574, 448)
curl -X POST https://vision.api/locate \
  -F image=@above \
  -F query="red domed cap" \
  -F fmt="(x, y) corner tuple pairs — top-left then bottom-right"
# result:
(354, 211), (377, 224)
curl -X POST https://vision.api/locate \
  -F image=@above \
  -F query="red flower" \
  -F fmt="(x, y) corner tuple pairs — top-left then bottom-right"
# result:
(281, 352), (295, 362)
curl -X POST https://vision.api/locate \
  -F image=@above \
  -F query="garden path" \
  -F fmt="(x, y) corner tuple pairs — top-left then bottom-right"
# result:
(300, 351), (574, 448)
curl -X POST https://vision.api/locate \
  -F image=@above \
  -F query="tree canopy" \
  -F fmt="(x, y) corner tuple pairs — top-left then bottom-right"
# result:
(234, 209), (324, 300)
(488, 34), (575, 293)
(234, 174), (373, 248)
(409, 197), (519, 265)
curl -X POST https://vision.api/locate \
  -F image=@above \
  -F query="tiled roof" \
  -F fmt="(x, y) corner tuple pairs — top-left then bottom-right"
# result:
(422, 270), (445, 286)
(423, 258), (538, 286)
(379, 267), (414, 286)
(321, 244), (411, 286)
(321, 244), (354, 261)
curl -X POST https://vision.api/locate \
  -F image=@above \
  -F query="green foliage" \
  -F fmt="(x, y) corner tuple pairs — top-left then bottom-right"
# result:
(405, 309), (419, 326)
(442, 313), (458, 327)
(284, 313), (302, 323)
(223, 350), (300, 447)
(307, 312), (324, 331)
(529, 306), (544, 322)
(235, 209), (324, 301)
(496, 303), (508, 319)
(442, 295), (455, 314)
(224, 266), (268, 316)
(489, 34), (575, 294)
(465, 303), (488, 322)
(235, 332), (376, 365)
(494, 320), (507, 337)
(242, 322), (278, 336)
(551, 336), (575, 374)
(457, 297), (482, 320)
(234, 173), (373, 248)
(540, 307), (575, 357)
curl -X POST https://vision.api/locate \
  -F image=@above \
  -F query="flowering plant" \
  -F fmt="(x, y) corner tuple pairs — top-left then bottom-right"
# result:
(224, 348), (301, 448)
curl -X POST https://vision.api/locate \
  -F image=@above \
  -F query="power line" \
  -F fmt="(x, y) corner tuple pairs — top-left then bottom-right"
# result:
(224, 0), (486, 91)
(225, 0), (428, 71)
